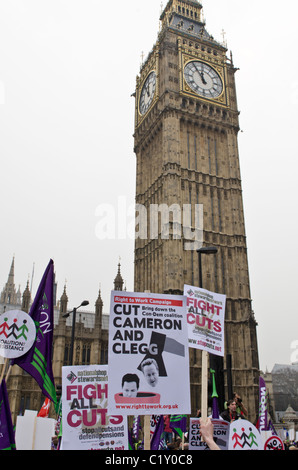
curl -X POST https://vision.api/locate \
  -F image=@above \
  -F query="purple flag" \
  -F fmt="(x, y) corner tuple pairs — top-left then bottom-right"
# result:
(128, 429), (134, 450)
(0, 379), (16, 450)
(170, 415), (187, 438)
(11, 260), (57, 405)
(258, 376), (268, 431)
(151, 415), (164, 450)
(132, 415), (141, 440)
(268, 419), (277, 436)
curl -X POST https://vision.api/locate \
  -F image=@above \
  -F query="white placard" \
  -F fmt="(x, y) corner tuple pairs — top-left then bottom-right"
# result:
(108, 291), (191, 416)
(62, 365), (128, 450)
(184, 285), (226, 357)
(189, 418), (230, 450)
(15, 409), (55, 450)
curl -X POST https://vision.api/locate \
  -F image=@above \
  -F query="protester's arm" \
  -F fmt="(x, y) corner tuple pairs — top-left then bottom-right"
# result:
(200, 418), (220, 451)
(239, 401), (248, 417)
(235, 393), (248, 417)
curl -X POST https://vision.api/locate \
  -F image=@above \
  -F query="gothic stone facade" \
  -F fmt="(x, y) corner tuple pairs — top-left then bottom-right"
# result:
(0, 262), (123, 424)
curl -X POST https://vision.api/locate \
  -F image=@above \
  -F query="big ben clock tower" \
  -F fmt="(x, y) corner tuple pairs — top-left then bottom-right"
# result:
(133, 1), (259, 421)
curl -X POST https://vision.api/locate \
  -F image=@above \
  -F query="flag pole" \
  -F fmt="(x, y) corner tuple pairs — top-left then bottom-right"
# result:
(143, 290), (151, 451)
(0, 358), (9, 385)
(210, 367), (220, 419)
(144, 415), (151, 450)
(32, 415), (38, 450)
(201, 350), (209, 420)
(5, 365), (12, 383)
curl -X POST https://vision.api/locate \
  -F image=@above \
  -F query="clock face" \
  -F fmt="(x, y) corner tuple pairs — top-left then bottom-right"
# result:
(184, 61), (223, 99)
(139, 71), (156, 115)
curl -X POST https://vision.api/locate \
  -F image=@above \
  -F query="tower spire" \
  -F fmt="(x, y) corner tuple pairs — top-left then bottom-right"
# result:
(22, 280), (31, 313)
(60, 284), (68, 316)
(95, 286), (103, 332)
(114, 262), (124, 291)
(0, 256), (18, 305)
(8, 256), (15, 284)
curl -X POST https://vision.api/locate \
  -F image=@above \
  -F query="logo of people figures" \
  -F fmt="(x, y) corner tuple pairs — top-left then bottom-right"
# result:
(229, 420), (263, 451)
(0, 310), (36, 358)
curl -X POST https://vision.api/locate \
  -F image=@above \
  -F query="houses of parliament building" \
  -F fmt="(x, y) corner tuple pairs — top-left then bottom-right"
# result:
(0, 257), (122, 423)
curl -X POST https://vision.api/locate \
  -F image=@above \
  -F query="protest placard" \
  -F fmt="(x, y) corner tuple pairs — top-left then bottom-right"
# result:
(263, 435), (284, 451)
(184, 285), (226, 357)
(0, 309), (36, 359)
(61, 365), (128, 450)
(189, 418), (230, 450)
(108, 291), (191, 416)
(228, 419), (262, 450)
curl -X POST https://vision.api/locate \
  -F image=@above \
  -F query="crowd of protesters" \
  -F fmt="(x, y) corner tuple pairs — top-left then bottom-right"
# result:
(158, 393), (298, 451)
(51, 391), (298, 451)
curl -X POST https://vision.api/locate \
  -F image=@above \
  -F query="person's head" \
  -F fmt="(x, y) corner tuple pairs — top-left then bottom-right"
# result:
(141, 358), (159, 387)
(121, 373), (139, 397)
(227, 399), (237, 413)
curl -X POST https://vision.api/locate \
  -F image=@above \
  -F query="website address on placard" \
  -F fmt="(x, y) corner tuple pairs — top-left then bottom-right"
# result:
(115, 403), (179, 411)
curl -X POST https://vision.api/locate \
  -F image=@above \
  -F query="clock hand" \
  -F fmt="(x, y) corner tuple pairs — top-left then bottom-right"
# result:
(194, 64), (207, 85)
(200, 71), (207, 85)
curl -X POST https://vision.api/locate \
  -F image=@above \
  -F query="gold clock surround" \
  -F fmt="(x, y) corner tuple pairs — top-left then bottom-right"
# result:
(135, 45), (159, 127)
(179, 44), (229, 107)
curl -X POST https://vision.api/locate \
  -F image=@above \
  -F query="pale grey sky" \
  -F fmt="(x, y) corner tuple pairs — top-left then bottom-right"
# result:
(0, 1), (297, 372)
